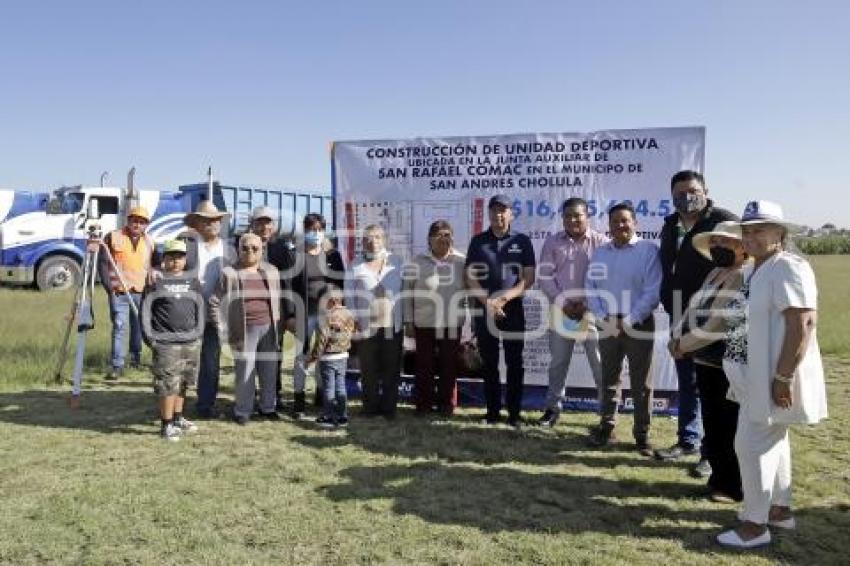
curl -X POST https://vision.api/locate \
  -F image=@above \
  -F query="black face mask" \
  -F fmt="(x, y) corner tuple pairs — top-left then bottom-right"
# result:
(709, 246), (736, 267)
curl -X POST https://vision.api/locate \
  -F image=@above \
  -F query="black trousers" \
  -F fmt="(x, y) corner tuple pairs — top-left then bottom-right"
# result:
(475, 316), (525, 419)
(696, 362), (742, 500)
(358, 329), (403, 416)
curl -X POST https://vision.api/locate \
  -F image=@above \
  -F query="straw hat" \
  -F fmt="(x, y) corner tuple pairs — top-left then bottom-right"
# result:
(184, 200), (229, 224)
(692, 221), (742, 260)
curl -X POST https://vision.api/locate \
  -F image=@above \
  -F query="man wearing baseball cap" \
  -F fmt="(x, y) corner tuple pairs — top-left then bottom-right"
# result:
(464, 194), (536, 427)
(140, 238), (205, 441)
(100, 205), (155, 380)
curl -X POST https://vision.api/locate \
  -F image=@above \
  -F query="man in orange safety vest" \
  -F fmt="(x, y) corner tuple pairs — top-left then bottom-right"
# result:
(99, 206), (155, 380)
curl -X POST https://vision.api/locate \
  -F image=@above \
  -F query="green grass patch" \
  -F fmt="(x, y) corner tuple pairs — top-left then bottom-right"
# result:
(808, 255), (850, 357)
(1, 257), (848, 564)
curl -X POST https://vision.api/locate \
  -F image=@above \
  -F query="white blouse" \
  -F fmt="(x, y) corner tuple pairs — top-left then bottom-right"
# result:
(733, 252), (827, 425)
(346, 251), (405, 333)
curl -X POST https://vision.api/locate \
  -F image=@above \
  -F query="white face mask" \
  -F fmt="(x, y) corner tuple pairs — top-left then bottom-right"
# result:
(304, 230), (324, 246)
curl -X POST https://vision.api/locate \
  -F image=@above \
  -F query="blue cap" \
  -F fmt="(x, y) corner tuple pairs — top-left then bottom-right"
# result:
(488, 194), (512, 209)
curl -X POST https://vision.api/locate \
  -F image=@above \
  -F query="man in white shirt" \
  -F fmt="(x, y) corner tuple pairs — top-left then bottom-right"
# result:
(183, 200), (234, 419)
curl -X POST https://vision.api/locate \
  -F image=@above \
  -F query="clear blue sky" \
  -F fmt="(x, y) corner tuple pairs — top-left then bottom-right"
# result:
(1, 0), (847, 227)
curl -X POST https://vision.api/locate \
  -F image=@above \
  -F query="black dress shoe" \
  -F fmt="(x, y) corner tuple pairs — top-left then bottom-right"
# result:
(483, 413), (502, 425)
(537, 409), (560, 428)
(654, 443), (699, 461)
(587, 428), (615, 447)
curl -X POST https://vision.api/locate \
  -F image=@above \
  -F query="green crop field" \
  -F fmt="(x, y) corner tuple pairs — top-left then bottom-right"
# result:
(0, 256), (848, 564)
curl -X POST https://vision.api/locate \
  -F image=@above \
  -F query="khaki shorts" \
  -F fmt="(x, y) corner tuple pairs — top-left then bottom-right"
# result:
(152, 341), (201, 397)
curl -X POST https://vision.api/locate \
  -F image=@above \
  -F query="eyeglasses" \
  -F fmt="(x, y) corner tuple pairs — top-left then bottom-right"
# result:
(241, 246), (261, 252)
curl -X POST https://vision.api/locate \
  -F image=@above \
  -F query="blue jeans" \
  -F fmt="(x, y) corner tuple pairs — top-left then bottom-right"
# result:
(675, 358), (704, 453)
(320, 357), (349, 420)
(108, 291), (142, 369)
(195, 323), (221, 412)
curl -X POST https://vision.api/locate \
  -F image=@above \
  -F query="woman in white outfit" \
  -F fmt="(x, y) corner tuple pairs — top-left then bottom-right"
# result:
(717, 200), (828, 548)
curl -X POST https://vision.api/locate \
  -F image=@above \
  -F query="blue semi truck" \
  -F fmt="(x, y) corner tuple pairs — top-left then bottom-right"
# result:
(0, 182), (332, 291)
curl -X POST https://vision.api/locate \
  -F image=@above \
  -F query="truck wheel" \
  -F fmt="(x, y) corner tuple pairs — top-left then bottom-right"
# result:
(36, 256), (81, 291)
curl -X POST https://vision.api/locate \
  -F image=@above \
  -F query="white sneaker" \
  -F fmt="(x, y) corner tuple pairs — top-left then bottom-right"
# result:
(174, 416), (198, 434)
(716, 528), (771, 548)
(161, 424), (182, 442)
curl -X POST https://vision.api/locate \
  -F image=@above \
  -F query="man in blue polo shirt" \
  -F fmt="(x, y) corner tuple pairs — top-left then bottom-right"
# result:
(465, 194), (536, 427)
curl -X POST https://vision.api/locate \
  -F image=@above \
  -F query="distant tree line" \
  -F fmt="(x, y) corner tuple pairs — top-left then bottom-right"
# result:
(795, 234), (850, 255)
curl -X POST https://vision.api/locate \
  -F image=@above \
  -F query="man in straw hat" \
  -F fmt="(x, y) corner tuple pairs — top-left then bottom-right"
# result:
(100, 205), (155, 381)
(182, 200), (235, 419)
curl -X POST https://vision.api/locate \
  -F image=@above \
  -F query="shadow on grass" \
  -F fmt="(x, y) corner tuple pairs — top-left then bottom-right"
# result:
(320, 461), (734, 548)
(317, 461), (847, 559)
(290, 412), (694, 471)
(0, 389), (157, 434)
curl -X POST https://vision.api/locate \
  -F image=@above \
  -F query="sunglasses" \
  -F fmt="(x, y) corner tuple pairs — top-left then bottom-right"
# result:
(241, 246), (261, 252)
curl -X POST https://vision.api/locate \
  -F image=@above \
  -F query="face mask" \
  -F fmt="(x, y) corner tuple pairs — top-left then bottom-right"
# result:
(709, 246), (736, 267)
(304, 230), (324, 246)
(673, 193), (707, 215)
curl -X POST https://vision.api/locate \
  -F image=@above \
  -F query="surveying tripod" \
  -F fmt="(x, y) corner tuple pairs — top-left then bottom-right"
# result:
(52, 224), (139, 405)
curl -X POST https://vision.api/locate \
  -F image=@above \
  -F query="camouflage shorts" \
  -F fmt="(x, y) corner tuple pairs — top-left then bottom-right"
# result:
(152, 341), (201, 397)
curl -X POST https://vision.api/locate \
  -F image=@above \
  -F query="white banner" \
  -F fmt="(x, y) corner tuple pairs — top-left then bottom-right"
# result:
(332, 127), (705, 394)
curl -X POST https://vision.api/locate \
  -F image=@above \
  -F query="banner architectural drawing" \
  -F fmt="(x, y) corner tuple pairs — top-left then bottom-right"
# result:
(332, 127), (706, 405)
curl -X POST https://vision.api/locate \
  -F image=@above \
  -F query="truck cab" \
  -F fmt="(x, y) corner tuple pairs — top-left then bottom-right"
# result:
(0, 186), (184, 291)
(0, 189), (50, 224)
(1, 182), (331, 292)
